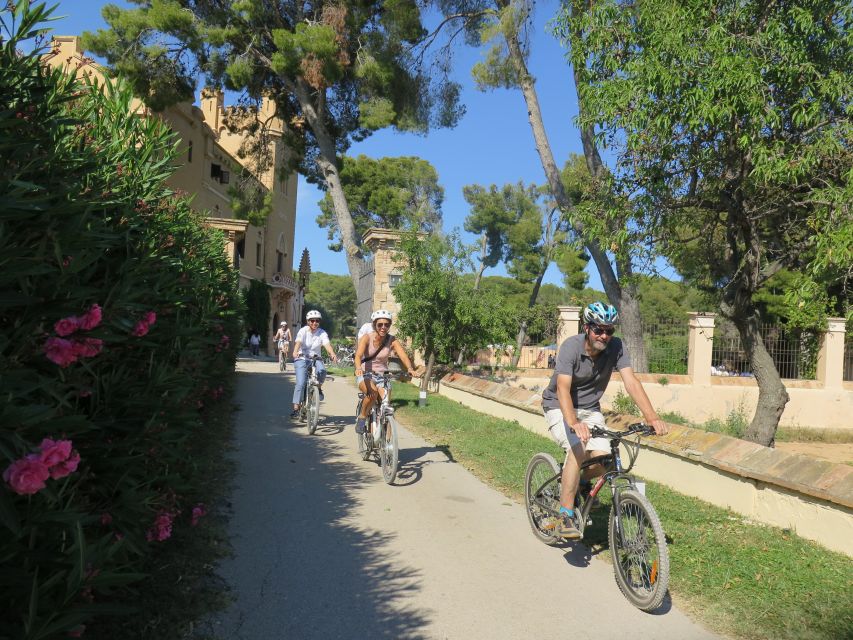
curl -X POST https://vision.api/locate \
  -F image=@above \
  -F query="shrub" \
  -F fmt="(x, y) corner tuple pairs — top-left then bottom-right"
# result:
(0, 5), (242, 637)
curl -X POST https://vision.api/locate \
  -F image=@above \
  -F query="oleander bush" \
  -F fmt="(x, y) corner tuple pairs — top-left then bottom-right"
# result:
(0, 4), (242, 638)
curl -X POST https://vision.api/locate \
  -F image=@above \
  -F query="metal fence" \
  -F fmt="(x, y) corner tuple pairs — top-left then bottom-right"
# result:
(642, 319), (689, 375)
(845, 330), (853, 382)
(712, 323), (820, 380)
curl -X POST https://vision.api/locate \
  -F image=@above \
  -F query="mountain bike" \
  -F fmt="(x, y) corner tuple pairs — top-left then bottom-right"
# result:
(335, 345), (356, 367)
(355, 372), (400, 484)
(297, 355), (323, 435)
(524, 422), (670, 611)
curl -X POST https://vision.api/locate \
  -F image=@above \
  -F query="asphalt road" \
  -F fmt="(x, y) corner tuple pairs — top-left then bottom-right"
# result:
(203, 357), (718, 640)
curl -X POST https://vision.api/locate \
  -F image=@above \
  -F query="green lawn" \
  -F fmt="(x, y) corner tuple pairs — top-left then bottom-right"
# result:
(392, 383), (853, 640)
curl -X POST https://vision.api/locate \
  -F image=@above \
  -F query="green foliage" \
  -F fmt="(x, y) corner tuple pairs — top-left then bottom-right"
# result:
(303, 272), (357, 338)
(561, 0), (853, 326)
(243, 279), (270, 343)
(316, 155), (443, 252)
(82, 0), (464, 184)
(0, 6), (242, 636)
(394, 233), (512, 363)
(610, 391), (639, 416)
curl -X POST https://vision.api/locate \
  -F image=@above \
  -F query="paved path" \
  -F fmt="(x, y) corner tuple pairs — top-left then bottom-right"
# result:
(204, 358), (718, 639)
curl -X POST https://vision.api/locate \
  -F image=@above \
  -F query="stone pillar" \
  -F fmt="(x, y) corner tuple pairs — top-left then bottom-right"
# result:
(816, 318), (846, 389)
(687, 312), (716, 386)
(557, 306), (582, 347)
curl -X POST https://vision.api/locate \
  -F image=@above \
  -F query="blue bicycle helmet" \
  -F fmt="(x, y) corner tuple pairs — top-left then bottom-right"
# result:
(583, 301), (619, 325)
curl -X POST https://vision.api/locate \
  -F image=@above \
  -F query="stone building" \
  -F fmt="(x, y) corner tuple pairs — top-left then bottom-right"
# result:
(44, 36), (308, 353)
(356, 229), (407, 326)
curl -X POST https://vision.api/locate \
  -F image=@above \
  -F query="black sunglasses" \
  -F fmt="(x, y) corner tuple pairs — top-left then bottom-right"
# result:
(307, 318), (320, 323)
(375, 322), (391, 328)
(590, 325), (615, 336)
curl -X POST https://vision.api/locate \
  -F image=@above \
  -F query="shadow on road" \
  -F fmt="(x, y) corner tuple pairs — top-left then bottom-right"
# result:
(205, 369), (434, 639)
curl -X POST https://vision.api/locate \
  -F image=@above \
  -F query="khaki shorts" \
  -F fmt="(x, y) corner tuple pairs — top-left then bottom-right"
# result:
(545, 408), (610, 453)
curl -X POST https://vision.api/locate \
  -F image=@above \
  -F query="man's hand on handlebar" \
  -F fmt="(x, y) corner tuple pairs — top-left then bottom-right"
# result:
(647, 418), (669, 436)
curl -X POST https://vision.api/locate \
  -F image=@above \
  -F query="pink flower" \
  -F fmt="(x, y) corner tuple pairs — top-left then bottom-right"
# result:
(67, 625), (86, 637)
(146, 511), (174, 542)
(131, 320), (150, 337)
(38, 438), (72, 466)
(3, 457), (50, 495)
(143, 311), (157, 326)
(54, 316), (80, 337)
(71, 337), (103, 358)
(77, 304), (102, 331)
(100, 512), (113, 526)
(44, 337), (78, 367)
(191, 504), (207, 527)
(49, 450), (80, 479)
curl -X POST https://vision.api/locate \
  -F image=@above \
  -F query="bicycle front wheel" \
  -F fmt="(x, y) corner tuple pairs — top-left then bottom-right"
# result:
(608, 488), (670, 611)
(279, 354), (286, 371)
(524, 453), (563, 546)
(306, 386), (320, 435)
(379, 416), (399, 484)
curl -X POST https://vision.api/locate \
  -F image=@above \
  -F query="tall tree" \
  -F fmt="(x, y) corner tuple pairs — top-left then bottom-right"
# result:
(463, 179), (588, 366)
(316, 154), (443, 252)
(438, 0), (653, 369)
(82, 0), (464, 290)
(563, 0), (853, 445)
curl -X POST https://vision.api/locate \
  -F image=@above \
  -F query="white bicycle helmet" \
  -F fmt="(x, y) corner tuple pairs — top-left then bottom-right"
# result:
(280, 321), (287, 326)
(583, 301), (619, 325)
(371, 309), (393, 322)
(305, 310), (322, 320)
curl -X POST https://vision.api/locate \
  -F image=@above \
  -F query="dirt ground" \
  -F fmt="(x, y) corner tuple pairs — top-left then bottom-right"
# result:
(775, 442), (853, 465)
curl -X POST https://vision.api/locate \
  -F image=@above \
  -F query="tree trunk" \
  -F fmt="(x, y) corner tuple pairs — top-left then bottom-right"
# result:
(419, 350), (436, 407)
(502, 25), (648, 369)
(723, 301), (789, 446)
(293, 80), (364, 291)
(457, 234), (489, 366)
(614, 258), (648, 372)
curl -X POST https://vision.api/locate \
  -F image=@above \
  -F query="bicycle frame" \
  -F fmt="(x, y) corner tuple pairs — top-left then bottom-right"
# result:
(532, 424), (649, 537)
(363, 372), (393, 448)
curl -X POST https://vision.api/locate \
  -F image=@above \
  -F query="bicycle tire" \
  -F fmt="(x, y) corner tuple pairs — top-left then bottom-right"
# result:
(279, 354), (286, 372)
(608, 488), (670, 611)
(524, 453), (563, 546)
(306, 386), (320, 435)
(379, 416), (399, 484)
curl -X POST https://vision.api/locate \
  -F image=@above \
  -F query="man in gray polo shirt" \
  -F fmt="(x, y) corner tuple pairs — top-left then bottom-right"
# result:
(542, 301), (669, 538)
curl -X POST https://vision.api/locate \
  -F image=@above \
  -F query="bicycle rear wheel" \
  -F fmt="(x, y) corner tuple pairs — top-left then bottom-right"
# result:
(279, 353), (286, 371)
(608, 488), (670, 611)
(524, 453), (563, 546)
(306, 386), (320, 435)
(379, 416), (399, 484)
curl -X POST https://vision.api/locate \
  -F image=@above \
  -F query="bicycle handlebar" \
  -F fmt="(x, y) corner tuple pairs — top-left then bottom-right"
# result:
(589, 422), (656, 439)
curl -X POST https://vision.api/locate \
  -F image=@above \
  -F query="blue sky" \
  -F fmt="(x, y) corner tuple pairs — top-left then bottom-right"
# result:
(44, 1), (607, 290)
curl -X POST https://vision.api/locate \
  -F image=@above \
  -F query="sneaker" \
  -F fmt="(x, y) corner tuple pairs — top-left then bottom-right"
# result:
(318, 389), (325, 401)
(289, 409), (299, 418)
(355, 418), (366, 434)
(554, 510), (582, 539)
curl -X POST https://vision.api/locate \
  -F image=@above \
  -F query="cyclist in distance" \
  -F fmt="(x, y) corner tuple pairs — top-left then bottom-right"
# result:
(290, 310), (337, 418)
(353, 310), (417, 434)
(541, 301), (669, 538)
(273, 321), (291, 360)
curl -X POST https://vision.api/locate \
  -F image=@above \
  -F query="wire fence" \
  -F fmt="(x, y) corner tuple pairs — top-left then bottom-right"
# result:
(712, 323), (820, 380)
(845, 329), (852, 382)
(642, 319), (689, 375)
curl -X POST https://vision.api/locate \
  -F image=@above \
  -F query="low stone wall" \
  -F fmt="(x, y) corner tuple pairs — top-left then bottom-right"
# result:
(434, 372), (853, 557)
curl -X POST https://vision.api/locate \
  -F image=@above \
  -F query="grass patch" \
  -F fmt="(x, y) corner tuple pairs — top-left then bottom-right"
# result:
(88, 401), (237, 640)
(392, 383), (853, 640)
(775, 427), (853, 444)
(326, 364), (355, 378)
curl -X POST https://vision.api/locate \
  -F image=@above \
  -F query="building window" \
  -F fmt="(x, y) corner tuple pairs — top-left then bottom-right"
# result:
(210, 163), (221, 179)
(276, 251), (284, 274)
(236, 238), (245, 267)
(188, 140), (193, 163)
(389, 273), (402, 289)
(256, 242), (262, 268)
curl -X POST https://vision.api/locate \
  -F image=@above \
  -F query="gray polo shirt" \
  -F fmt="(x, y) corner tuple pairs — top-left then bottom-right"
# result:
(541, 333), (632, 412)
